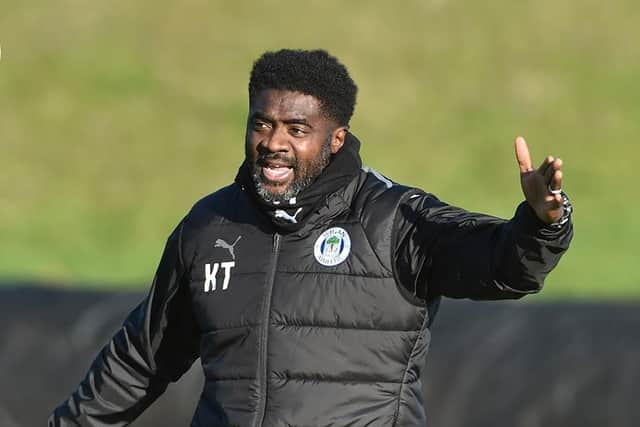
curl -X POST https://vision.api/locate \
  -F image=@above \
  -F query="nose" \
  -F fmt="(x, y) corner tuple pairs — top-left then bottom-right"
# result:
(259, 126), (290, 153)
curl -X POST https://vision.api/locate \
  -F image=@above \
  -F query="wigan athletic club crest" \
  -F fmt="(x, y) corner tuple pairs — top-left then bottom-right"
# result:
(314, 227), (351, 266)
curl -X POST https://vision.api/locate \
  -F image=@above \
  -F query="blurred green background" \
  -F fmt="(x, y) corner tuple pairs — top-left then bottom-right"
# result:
(1, 0), (638, 298)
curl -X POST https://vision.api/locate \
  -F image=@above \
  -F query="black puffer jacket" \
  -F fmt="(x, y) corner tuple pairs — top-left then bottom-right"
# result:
(50, 165), (572, 426)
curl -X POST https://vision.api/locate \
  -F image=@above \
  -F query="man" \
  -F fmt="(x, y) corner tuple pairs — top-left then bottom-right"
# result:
(50, 49), (573, 426)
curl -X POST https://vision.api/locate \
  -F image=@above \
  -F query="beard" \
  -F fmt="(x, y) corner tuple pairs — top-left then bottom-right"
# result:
(250, 134), (332, 204)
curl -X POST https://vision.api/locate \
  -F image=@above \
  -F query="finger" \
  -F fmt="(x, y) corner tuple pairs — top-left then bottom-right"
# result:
(537, 155), (554, 175)
(546, 193), (564, 211)
(554, 193), (563, 206)
(514, 136), (533, 173)
(549, 169), (563, 192)
(544, 158), (562, 182)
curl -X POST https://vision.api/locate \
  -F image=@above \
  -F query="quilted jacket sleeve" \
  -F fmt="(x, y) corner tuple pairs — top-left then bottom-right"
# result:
(49, 220), (200, 426)
(394, 193), (574, 301)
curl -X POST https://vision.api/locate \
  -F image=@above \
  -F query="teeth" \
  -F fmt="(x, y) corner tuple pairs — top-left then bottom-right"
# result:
(263, 166), (292, 180)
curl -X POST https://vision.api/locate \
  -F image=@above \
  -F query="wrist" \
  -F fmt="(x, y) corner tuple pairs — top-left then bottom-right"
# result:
(547, 191), (573, 229)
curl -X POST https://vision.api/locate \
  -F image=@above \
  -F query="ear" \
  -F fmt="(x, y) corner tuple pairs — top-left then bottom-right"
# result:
(330, 126), (348, 154)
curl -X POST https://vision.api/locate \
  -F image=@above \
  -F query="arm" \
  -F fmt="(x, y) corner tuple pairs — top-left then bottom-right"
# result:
(394, 137), (573, 300)
(49, 220), (200, 426)
(395, 196), (572, 300)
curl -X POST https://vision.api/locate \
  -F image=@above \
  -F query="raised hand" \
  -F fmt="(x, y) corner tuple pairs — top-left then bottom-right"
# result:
(514, 136), (565, 224)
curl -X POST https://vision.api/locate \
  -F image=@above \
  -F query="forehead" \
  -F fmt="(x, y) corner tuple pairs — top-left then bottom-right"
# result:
(250, 89), (324, 119)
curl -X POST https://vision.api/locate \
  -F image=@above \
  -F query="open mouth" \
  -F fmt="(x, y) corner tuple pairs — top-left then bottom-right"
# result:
(258, 160), (293, 184)
(260, 163), (294, 184)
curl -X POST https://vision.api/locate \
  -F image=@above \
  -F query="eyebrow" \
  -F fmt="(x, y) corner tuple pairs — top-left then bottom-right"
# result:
(283, 118), (313, 128)
(251, 112), (313, 128)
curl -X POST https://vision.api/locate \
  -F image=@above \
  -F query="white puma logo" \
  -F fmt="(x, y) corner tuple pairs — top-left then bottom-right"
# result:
(214, 236), (242, 260)
(274, 207), (303, 224)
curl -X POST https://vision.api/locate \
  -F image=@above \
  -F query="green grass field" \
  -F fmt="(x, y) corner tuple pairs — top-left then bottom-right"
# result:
(1, 0), (639, 298)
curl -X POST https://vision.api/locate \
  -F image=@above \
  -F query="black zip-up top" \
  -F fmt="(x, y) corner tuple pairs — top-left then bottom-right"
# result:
(50, 154), (573, 426)
(184, 171), (435, 426)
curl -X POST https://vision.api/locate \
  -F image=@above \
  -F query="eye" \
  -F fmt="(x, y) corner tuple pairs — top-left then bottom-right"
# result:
(253, 120), (271, 131)
(289, 127), (307, 137)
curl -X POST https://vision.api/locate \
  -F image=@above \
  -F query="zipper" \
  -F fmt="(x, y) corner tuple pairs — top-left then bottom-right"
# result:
(255, 233), (281, 426)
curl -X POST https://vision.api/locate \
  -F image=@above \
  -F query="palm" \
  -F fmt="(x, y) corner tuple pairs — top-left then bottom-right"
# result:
(514, 137), (565, 224)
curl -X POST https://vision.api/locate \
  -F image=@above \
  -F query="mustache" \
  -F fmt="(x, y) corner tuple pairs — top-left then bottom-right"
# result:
(255, 153), (297, 168)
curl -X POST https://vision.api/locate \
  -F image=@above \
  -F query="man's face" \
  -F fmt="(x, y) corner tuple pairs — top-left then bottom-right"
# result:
(245, 89), (345, 203)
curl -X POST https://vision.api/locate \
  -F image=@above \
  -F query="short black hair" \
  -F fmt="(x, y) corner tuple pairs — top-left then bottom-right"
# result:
(249, 49), (357, 126)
